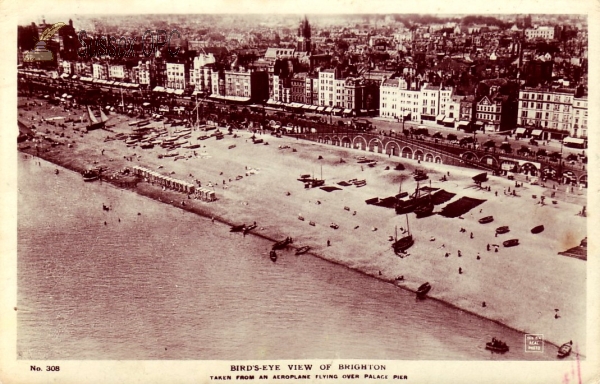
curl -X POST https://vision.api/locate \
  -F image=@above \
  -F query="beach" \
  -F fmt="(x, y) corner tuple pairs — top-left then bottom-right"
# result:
(17, 96), (587, 356)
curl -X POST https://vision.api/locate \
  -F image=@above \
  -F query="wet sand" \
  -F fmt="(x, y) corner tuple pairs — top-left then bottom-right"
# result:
(18, 97), (587, 356)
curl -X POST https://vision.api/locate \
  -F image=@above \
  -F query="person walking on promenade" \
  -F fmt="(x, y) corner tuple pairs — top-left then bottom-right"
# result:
(459, 267), (463, 274)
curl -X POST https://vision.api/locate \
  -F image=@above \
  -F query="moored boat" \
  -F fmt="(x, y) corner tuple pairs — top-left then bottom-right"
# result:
(295, 246), (311, 255)
(486, 338), (509, 353)
(243, 224), (257, 234)
(272, 237), (293, 250)
(479, 216), (494, 224)
(392, 215), (414, 254)
(414, 200), (434, 218)
(557, 342), (572, 358)
(496, 226), (510, 234)
(531, 225), (545, 234)
(416, 282), (431, 299)
(230, 224), (245, 232)
(392, 234), (414, 254)
(269, 250), (278, 262)
(503, 239), (519, 247)
(82, 169), (99, 182)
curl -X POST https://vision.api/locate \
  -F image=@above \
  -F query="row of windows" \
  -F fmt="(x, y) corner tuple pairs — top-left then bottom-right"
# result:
(477, 113), (499, 121)
(521, 119), (569, 130)
(478, 105), (498, 112)
(521, 102), (571, 112)
(521, 111), (571, 121)
(521, 93), (571, 103)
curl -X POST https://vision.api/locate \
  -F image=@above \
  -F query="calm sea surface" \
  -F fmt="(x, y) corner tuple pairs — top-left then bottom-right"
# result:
(17, 154), (558, 360)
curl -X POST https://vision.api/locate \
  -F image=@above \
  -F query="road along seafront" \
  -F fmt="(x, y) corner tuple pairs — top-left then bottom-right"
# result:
(17, 97), (587, 357)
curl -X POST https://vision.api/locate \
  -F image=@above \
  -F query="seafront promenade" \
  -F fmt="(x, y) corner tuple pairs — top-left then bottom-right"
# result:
(17, 96), (587, 356)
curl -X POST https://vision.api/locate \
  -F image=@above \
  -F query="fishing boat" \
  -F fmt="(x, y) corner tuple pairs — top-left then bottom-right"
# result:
(503, 239), (519, 247)
(395, 182), (431, 215)
(395, 199), (418, 215)
(82, 169), (99, 182)
(414, 192), (434, 218)
(479, 216), (494, 224)
(140, 143), (154, 149)
(86, 106), (109, 131)
(243, 224), (257, 235)
(416, 282), (431, 299)
(272, 237), (293, 250)
(230, 224), (245, 232)
(557, 342), (572, 358)
(392, 215), (414, 254)
(270, 250), (278, 262)
(295, 246), (311, 255)
(496, 226), (510, 234)
(485, 338), (509, 353)
(531, 225), (545, 234)
(414, 170), (428, 181)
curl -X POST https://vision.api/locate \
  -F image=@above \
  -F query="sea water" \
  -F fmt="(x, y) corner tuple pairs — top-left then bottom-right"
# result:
(17, 154), (559, 360)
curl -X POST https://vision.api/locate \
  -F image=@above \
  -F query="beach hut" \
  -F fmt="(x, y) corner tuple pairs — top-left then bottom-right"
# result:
(207, 191), (216, 202)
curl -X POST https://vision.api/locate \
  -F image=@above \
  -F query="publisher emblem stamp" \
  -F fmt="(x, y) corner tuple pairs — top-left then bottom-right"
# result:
(525, 334), (544, 352)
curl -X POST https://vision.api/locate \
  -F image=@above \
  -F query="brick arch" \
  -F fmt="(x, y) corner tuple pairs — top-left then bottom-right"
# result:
(385, 141), (400, 156)
(331, 136), (340, 146)
(562, 171), (577, 184)
(323, 136), (332, 145)
(540, 166), (559, 180)
(521, 162), (538, 176)
(352, 135), (367, 150)
(341, 136), (351, 148)
(461, 151), (479, 162)
(367, 138), (384, 153)
(480, 155), (499, 167)
(414, 149), (424, 161)
(424, 153), (434, 162)
(579, 174), (587, 187)
(434, 156), (442, 164)
(401, 146), (413, 159)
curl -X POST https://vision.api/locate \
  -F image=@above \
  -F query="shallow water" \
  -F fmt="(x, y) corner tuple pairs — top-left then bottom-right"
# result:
(17, 154), (561, 360)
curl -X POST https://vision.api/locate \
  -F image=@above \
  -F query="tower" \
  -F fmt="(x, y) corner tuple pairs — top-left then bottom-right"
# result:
(297, 16), (311, 54)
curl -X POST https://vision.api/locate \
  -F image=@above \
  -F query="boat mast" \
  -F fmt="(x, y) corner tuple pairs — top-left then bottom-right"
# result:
(395, 225), (398, 241)
(406, 214), (410, 236)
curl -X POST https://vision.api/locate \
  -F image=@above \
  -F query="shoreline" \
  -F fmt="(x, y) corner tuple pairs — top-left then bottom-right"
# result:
(20, 151), (578, 357)
(17, 97), (587, 357)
